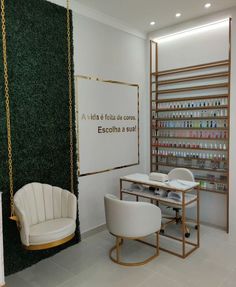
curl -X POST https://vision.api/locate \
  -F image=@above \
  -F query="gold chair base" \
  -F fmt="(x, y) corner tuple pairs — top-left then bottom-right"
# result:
(24, 233), (75, 251)
(109, 233), (159, 266)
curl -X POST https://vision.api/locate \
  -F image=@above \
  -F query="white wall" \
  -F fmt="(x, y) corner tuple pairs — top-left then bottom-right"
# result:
(149, 8), (236, 232)
(48, 0), (148, 233)
(156, 22), (229, 69)
(75, 15), (147, 233)
(48, 0), (236, 234)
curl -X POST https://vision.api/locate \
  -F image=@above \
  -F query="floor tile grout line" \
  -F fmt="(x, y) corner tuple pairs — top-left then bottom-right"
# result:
(48, 258), (78, 277)
(6, 225), (236, 287)
(16, 258), (76, 287)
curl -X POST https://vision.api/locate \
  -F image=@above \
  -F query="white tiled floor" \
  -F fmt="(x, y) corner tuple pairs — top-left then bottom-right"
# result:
(6, 225), (236, 287)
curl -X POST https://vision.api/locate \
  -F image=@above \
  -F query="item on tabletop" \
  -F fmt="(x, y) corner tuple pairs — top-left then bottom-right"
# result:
(149, 172), (168, 182)
(154, 189), (168, 197)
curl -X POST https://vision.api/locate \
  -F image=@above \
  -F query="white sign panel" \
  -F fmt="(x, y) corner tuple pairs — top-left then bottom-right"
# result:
(76, 76), (139, 176)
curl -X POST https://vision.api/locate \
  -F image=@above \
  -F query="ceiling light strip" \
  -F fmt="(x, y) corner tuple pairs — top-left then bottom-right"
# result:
(154, 18), (230, 43)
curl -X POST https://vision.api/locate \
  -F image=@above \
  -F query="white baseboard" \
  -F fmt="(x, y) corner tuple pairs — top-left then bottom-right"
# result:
(80, 219), (225, 242)
(81, 224), (107, 239)
(200, 220), (225, 231)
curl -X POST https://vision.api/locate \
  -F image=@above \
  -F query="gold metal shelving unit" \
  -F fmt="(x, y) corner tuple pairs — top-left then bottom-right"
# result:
(150, 19), (231, 232)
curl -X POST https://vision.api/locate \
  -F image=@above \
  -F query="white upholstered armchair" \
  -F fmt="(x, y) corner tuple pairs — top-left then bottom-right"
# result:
(104, 194), (162, 266)
(14, 182), (77, 250)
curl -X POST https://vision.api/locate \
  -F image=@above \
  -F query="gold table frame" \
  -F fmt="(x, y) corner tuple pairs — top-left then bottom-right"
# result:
(120, 174), (200, 258)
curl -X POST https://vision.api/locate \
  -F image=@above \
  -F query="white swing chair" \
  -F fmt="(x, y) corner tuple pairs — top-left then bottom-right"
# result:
(14, 183), (77, 250)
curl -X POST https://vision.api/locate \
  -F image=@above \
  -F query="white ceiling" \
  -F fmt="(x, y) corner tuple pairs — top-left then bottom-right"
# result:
(77, 0), (236, 34)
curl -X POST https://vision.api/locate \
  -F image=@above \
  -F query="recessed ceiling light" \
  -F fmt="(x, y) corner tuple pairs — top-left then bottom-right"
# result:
(150, 21), (156, 26)
(204, 3), (211, 9)
(176, 13), (182, 18)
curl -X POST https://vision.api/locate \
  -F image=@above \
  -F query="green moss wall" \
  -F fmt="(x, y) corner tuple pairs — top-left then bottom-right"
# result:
(0, 0), (79, 275)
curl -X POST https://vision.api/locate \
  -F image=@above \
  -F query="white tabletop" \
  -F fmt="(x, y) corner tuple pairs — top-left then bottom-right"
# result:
(121, 173), (199, 192)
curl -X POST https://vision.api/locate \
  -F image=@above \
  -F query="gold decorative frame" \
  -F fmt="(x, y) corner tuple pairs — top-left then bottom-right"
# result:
(75, 75), (140, 177)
